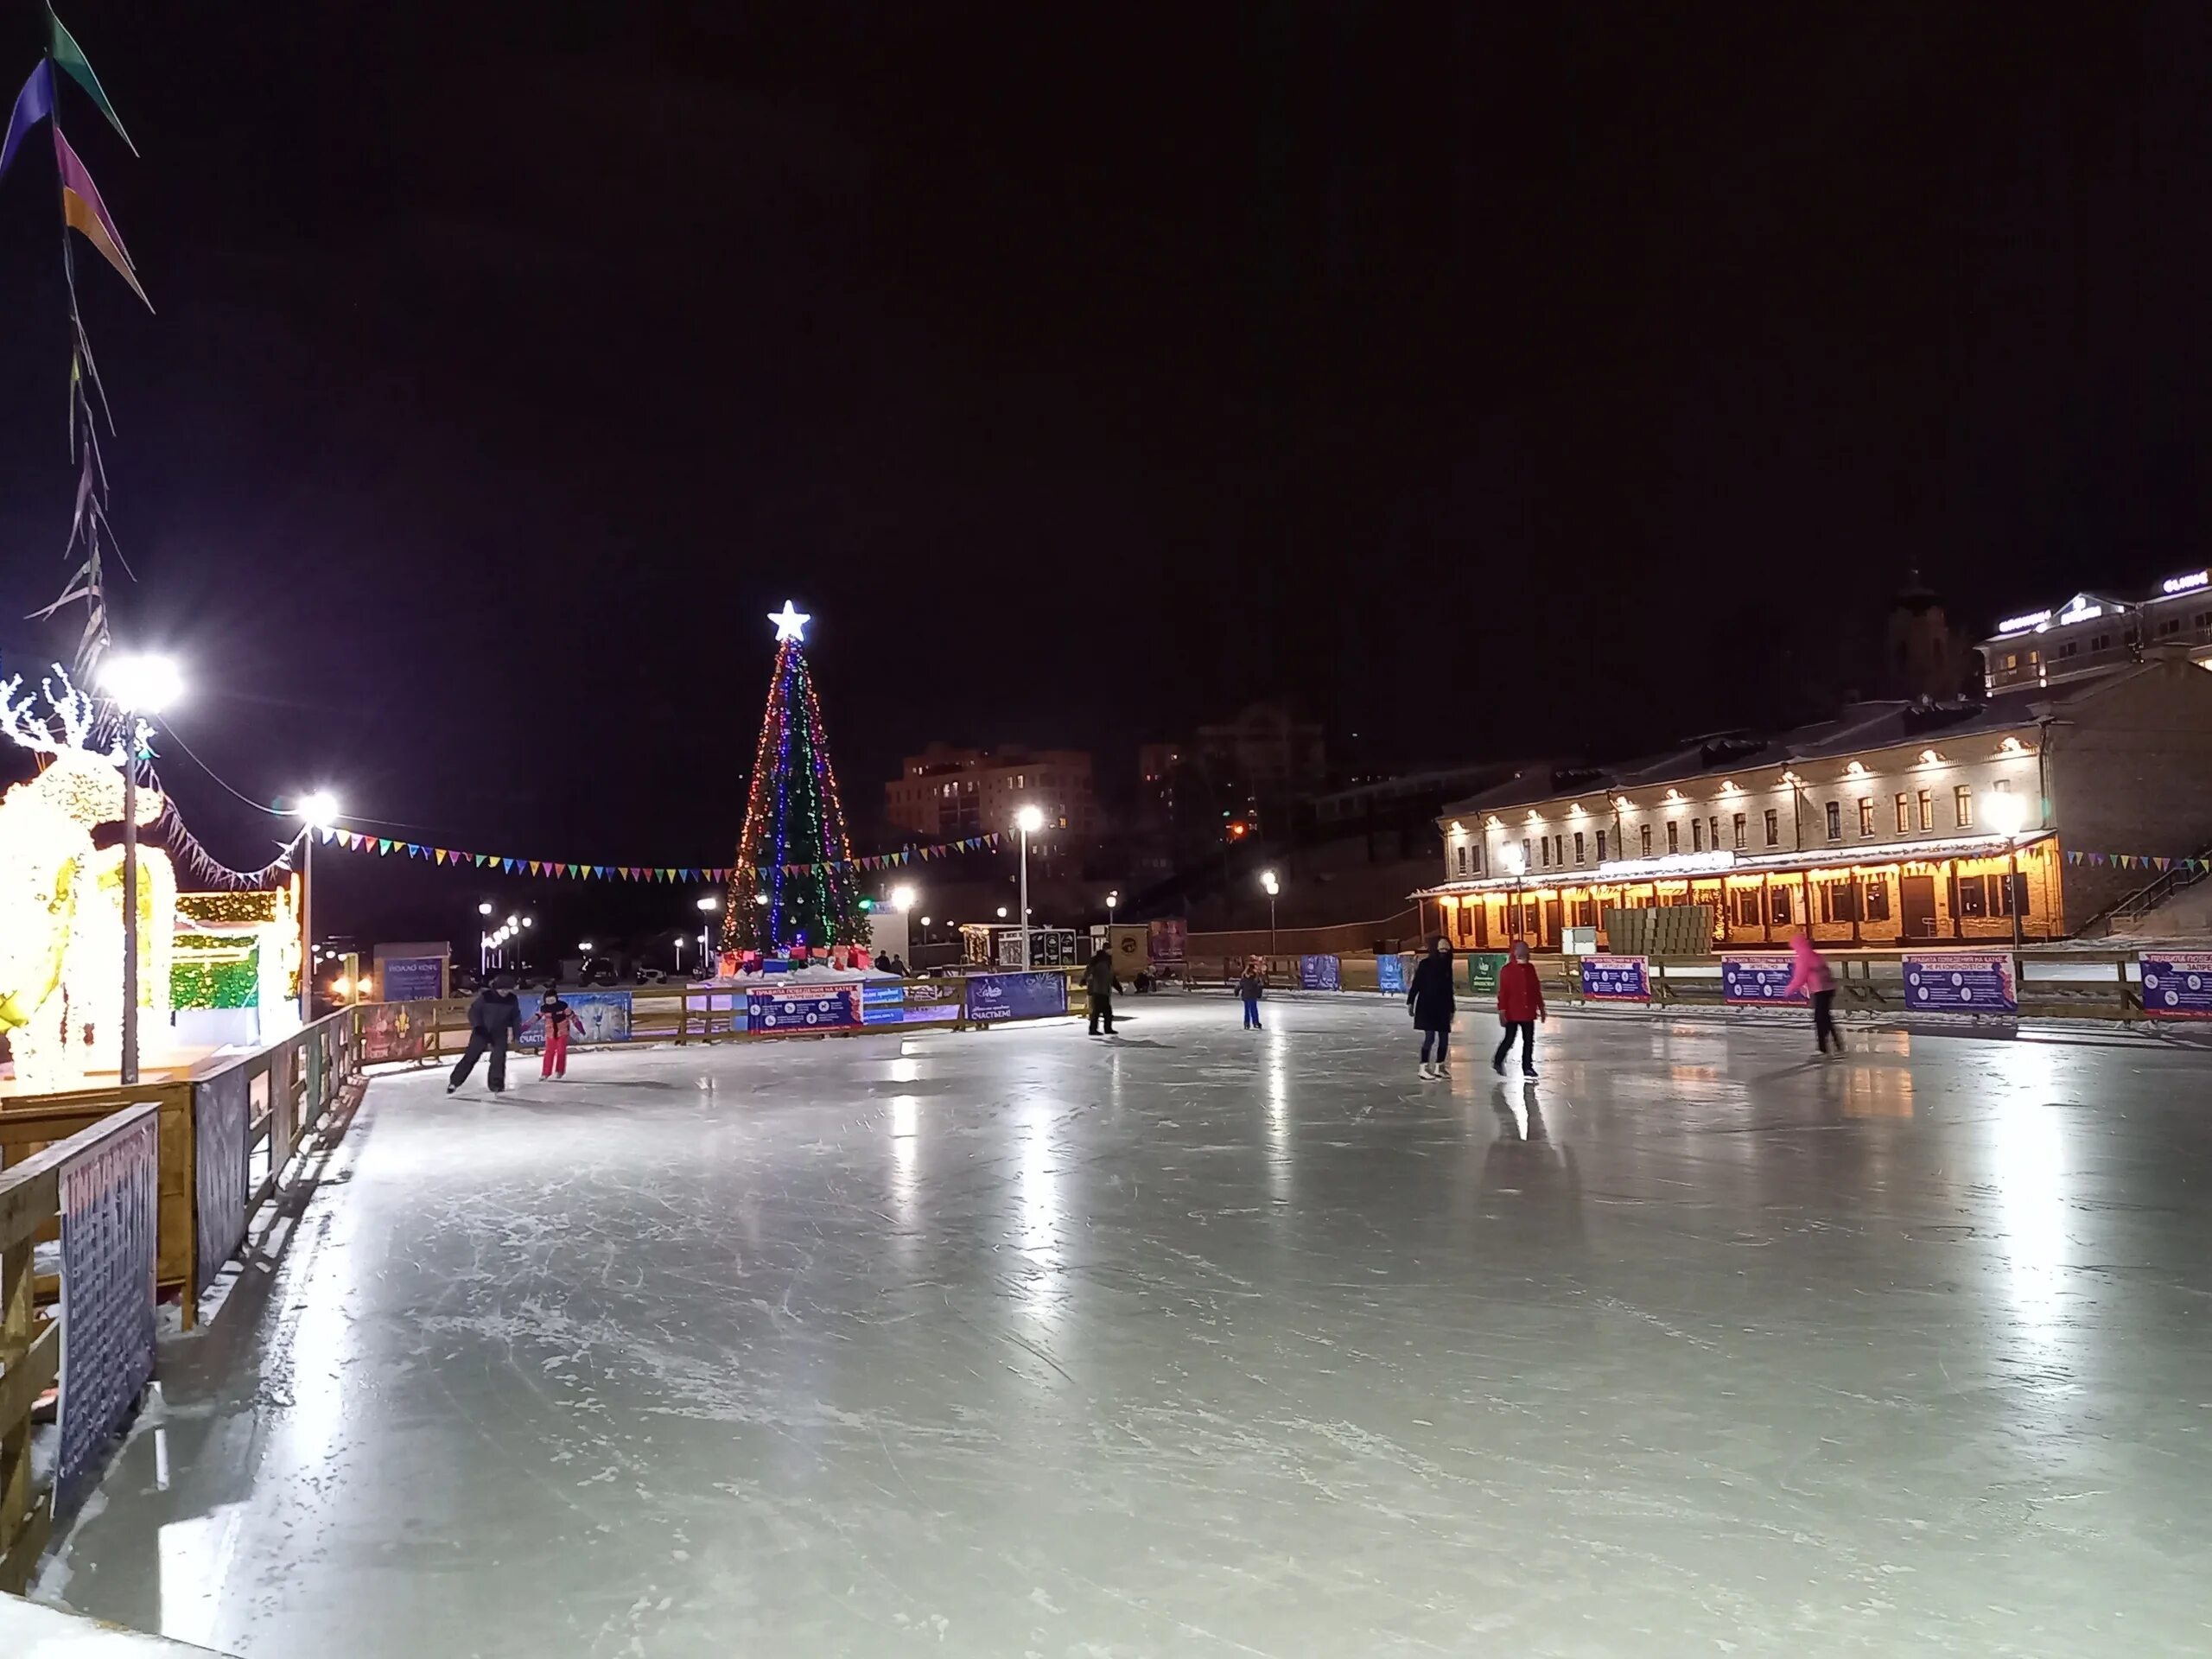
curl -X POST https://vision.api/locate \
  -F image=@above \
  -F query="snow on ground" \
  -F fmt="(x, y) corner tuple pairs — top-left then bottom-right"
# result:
(40, 996), (2212, 1657)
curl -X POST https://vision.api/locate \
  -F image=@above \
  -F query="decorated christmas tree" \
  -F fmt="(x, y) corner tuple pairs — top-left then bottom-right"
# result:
(719, 602), (870, 957)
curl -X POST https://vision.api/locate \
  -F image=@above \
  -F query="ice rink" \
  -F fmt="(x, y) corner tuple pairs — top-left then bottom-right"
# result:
(36, 997), (2212, 1656)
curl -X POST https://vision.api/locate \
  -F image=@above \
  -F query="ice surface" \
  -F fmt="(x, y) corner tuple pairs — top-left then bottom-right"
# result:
(38, 999), (2212, 1656)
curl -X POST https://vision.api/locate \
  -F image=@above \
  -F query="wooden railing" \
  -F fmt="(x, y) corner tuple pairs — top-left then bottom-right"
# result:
(1, 1104), (160, 1595)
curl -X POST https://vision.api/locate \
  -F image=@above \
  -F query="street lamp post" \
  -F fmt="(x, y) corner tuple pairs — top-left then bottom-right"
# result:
(101, 654), (181, 1084)
(1014, 804), (1046, 968)
(1500, 842), (1529, 947)
(696, 895), (720, 976)
(1260, 869), (1280, 962)
(295, 791), (340, 1025)
(1981, 789), (2030, 952)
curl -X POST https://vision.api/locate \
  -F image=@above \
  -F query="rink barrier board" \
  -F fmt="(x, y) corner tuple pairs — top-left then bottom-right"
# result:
(400, 970), (1090, 1058)
(0, 1103), (162, 1596)
(1181, 949), (2152, 1021)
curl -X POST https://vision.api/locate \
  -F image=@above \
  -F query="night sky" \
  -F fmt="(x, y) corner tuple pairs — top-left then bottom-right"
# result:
(4, 3), (2211, 944)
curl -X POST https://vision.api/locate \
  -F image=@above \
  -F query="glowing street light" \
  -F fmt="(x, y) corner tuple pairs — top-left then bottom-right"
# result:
(291, 790), (341, 1025)
(891, 884), (916, 912)
(478, 901), (493, 916)
(101, 653), (182, 1084)
(1013, 804), (1046, 967)
(1260, 868), (1281, 960)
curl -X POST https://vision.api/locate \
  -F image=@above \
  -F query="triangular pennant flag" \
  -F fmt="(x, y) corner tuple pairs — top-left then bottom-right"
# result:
(433, 849), (447, 862)
(54, 129), (150, 310)
(377, 838), (393, 855)
(0, 60), (53, 181)
(48, 5), (136, 154)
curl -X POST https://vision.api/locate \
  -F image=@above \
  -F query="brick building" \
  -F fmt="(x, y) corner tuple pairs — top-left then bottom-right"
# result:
(1414, 658), (2212, 950)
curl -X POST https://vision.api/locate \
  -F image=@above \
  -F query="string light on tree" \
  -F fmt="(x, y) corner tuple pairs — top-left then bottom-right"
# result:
(720, 601), (869, 957)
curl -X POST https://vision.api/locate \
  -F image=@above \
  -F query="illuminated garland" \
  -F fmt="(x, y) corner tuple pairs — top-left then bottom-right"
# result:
(315, 823), (1001, 881)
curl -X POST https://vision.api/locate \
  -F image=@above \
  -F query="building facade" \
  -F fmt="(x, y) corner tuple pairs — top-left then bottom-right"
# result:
(1977, 567), (2212, 695)
(884, 744), (1098, 840)
(1414, 660), (2212, 951)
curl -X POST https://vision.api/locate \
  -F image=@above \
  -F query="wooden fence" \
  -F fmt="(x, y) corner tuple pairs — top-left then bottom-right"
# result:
(0, 1104), (162, 1595)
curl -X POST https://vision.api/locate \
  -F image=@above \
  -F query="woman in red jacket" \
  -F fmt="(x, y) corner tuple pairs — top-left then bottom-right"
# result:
(1492, 938), (1547, 1077)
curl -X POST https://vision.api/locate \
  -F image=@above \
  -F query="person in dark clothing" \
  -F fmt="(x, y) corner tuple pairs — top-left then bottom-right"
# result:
(1236, 958), (1265, 1028)
(1082, 948), (1119, 1035)
(449, 977), (523, 1093)
(1407, 937), (1457, 1079)
(1491, 938), (1547, 1077)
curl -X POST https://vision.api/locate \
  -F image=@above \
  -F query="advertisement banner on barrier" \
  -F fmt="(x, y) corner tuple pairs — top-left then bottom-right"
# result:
(359, 1001), (427, 1064)
(1903, 953), (2016, 1014)
(518, 990), (633, 1046)
(379, 955), (446, 1001)
(1376, 953), (1408, 995)
(1147, 918), (1187, 963)
(747, 987), (860, 1034)
(1298, 954), (1340, 990)
(2139, 951), (2212, 1020)
(1580, 955), (1651, 1001)
(858, 981), (965, 1027)
(967, 970), (1069, 1022)
(1465, 952), (1507, 997)
(57, 1112), (159, 1512)
(1721, 955), (1804, 1006)
(193, 1065), (251, 1297)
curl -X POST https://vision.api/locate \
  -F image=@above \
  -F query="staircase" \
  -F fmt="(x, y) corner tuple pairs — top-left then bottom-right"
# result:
(2098, 842), (2212, 938)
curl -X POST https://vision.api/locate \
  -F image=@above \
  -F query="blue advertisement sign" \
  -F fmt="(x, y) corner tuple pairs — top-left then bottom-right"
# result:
(747, 987), (860, 1034)
(516, 990), (633, 1046)
(967, 970), (1070, 1023)
(1376, 954), (1407, 994)
(1580, 955), (1651, 1001)
(2139, 951), (2212, 1020)
(1298, 954), (1341, 990)
(1903, 953), (2016, 1014)
(379, 955), (444, 1001)
(1721, 955), (1803, 1006)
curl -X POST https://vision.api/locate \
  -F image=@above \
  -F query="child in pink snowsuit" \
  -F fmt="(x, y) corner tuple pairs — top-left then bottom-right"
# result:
(1784, 930), (1840, 1054)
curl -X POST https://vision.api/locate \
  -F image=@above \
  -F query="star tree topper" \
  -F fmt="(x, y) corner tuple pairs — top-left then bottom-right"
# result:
(768, 601), (811, 643)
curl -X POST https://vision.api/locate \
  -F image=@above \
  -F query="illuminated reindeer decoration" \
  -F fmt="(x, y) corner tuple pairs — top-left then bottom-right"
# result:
(0, 669), (174, 1089)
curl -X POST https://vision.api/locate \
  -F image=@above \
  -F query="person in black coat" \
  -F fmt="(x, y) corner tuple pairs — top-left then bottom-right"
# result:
(1407, 937), (1457, 1080)
(1082, 947), (1119, 1035)
(449, 976), (523, 1094)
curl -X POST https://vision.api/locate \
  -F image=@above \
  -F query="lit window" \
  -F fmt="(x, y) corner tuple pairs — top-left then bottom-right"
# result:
(1895, 793), (1910, 834)
(1917, 789), (1934, 830)
(1954, 785), (1973, 828)
(1859, 798), (1874, 836)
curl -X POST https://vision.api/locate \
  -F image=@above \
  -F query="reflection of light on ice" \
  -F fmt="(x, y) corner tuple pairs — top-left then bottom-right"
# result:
(1265, 1033), (1291, 1205)
(159, 1504), (246, 1648)
(1983, 1046), (2074, 1373)
(1016, 1115), (1064, 1326)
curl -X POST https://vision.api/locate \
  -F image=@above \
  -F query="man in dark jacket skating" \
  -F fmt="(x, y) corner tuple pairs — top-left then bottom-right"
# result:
(1407, 937), (1457, 1080)
(449, 976), (523, 1093)
(1083, 947), (1119, 1035)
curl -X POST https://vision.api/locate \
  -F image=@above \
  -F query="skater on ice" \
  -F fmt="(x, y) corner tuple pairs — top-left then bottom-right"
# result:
(1083, 944), (1119, 1035)
(527, 988), (587, 1080)
(1491, 938), (1546, 1077)
(449, 974), (523, 1093)
(1236, 957), (1265, 1029)
(1784, 929), (1840, 1054)
(1408, 936), (1456, 1079)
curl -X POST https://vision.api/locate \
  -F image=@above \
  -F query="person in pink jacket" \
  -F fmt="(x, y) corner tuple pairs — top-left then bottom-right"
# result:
(1784, 929), (1840, 1054)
